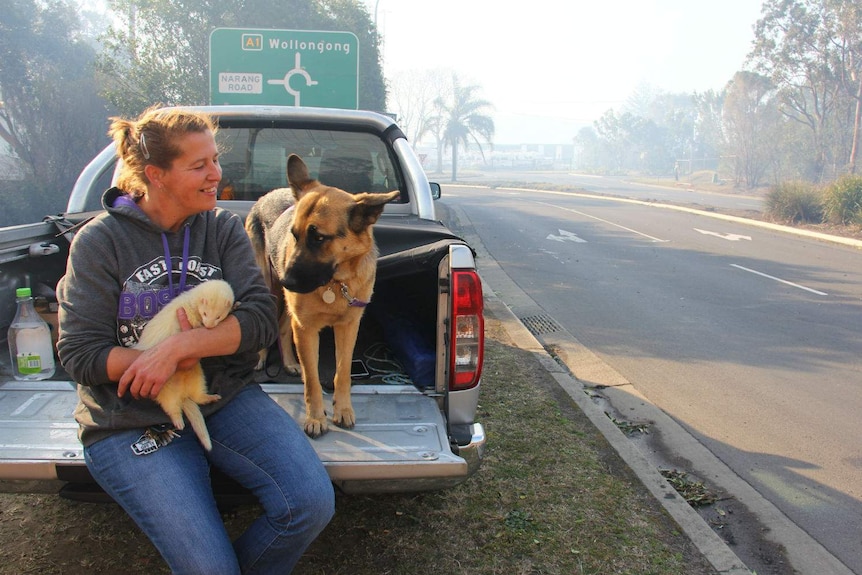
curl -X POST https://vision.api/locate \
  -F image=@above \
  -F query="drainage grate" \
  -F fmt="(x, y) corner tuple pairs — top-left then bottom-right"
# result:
(520, 314), (562, 336)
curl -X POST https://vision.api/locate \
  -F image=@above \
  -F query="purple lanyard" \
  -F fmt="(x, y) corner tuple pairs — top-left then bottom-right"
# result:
(161, 226), (190, 300)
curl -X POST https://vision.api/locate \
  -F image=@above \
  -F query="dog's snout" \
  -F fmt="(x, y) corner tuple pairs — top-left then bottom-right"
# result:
(282, 259), (335, 293)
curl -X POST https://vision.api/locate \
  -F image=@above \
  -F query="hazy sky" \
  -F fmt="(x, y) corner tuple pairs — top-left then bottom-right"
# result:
(365, 0), (764, 143)
(75, 0), (764, 144)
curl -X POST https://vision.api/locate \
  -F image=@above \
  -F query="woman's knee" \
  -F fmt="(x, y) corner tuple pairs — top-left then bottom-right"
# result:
(290, 485), (334, 550)
(306, 480), (335, 531)
(274, 478), (334, 535)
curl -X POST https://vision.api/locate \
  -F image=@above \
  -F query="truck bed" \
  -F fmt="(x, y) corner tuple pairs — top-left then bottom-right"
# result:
(0, 379), (478, 495)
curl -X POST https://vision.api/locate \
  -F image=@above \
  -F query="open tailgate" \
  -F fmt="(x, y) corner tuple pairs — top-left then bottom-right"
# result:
(0, 380), (472, 494)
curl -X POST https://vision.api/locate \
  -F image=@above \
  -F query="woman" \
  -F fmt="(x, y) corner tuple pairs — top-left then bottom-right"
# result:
(56, 106), (334, 574)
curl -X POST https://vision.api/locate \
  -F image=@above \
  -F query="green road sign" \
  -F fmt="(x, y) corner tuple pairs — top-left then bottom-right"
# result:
(210, 28), (358, 109)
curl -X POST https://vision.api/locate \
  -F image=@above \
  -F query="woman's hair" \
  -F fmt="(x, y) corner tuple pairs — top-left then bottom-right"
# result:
(108, 105), (218, 198)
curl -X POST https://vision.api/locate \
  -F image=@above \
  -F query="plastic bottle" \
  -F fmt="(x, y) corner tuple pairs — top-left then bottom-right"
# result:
(7, 287), (55, 380)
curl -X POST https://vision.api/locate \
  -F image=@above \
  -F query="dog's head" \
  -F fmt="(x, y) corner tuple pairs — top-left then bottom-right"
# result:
(279, 154), (400, 293)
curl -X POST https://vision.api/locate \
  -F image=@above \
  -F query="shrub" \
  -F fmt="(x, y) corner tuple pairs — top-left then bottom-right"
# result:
(765, 180), (824, 224)
(823, 175), (862, 225)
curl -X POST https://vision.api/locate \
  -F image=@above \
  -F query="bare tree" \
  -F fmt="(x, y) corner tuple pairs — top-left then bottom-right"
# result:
(389, 68), (450, 145)
(387, 68), (456, 174)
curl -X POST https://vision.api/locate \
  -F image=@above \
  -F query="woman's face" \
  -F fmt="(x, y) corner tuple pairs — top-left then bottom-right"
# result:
(157, 129), (222, 218)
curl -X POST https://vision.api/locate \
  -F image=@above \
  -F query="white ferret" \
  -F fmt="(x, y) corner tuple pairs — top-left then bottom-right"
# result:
(134, 279), (236, 451)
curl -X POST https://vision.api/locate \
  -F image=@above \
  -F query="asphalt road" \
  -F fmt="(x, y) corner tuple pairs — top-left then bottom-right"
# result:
(439, 180), (862, 574)
(445, 170), (765, 212)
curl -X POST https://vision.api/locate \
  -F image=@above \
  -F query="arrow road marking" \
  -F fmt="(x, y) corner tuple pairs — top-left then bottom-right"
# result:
(730, 264), (828, 295)
(531, 201), (669, 242)
(695, 228), (752, 241)
(547, 229), (587, 243)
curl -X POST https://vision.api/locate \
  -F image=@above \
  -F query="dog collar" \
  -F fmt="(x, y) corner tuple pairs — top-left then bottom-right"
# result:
(338, 282), (369, 307)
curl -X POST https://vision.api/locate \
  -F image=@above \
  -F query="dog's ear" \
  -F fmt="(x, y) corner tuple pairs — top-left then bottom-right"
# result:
(286, 154), (316, 200)
(348, 190), (400, 233)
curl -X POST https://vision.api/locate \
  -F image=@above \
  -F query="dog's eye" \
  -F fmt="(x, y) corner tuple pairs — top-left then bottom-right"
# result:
(307, 225), (327, 245)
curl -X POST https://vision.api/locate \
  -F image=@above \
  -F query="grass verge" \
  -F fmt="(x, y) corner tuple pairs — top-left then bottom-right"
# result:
(0, 314), (717, 575)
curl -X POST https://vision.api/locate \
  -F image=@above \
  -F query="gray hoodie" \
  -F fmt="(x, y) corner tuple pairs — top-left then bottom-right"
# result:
(57, 187), (278, 447)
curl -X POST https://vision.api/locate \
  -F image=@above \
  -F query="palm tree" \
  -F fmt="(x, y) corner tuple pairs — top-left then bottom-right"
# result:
(434, 75), (494, 181)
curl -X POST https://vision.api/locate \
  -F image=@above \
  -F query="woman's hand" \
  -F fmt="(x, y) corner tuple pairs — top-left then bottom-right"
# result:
(117, 307), (197, 399)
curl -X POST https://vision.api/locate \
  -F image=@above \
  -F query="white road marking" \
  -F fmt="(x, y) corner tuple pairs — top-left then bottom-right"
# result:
(547, 229), (587, 243)
(695, 228), (752, 241)
(730, 264), (828, 295)
(531, 200), (669, 243)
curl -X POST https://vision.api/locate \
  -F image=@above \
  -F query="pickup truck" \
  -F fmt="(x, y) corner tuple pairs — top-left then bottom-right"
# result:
(0, 105), (486, 501)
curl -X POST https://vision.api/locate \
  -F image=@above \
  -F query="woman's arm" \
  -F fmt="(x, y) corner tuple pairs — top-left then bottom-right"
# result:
(116, 311), (241, 399)
(57, 220), (127, 387)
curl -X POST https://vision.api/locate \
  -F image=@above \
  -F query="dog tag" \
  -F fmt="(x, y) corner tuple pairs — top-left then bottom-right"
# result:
(322, 287), (336, 304)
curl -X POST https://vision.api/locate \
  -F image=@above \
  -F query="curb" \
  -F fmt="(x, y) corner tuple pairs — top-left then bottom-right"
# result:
(483, 294), (751, 574)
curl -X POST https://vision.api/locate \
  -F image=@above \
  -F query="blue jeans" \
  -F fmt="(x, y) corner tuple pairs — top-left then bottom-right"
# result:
(84, 384), (334, 575)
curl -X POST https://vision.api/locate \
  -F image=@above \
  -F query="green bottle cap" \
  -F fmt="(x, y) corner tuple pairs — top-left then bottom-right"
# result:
(16, 287), (32, 298)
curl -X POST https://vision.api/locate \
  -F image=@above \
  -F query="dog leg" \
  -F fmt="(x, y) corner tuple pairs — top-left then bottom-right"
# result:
(279, 308), (301, 375)
(294, 319), (327, 437)
(254, 349), (267, 371)
(331, 320), (359, 430)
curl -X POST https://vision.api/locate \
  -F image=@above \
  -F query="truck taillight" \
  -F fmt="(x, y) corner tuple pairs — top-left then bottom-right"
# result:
(450, 270), (484, 391)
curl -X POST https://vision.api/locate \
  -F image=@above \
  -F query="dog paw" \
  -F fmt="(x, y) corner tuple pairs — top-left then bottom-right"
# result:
(304, 417), (328, 438)
(283, 364), (301, 377)
(332, 406), (356, 430)
(254, 350), (268, 371)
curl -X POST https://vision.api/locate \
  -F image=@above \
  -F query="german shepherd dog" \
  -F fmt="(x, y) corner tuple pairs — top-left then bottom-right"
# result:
(246, 154), (399, 437)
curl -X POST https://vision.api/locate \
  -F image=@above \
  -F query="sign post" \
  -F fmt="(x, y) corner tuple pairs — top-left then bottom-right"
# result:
(210, 28), (359, 109)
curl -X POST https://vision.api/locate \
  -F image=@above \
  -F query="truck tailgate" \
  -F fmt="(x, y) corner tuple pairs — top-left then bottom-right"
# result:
(0, 381), (472, 493)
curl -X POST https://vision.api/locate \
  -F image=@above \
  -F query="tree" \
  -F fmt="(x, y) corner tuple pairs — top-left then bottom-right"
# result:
(0, 0), (112, 224)
(723, 71), (779, 188)
(645, 92), (697, 164)
(829, 1), (862, 172)
(593, 109), (671, 174)
(589, 90), (710, 177)
(624, 81), (662, 118)
(389, 68), (452, 146)
(99, 0), (386, 115)
(387, 68), (458, 175)
(692, 90), (726, 174)
(573, 126), (600, 171)
(318, 0), (386, 111)
(749, 0), (845, 181)
(433, 75), (493, 181)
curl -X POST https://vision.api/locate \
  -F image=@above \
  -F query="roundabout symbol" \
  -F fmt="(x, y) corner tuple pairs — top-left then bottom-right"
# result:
(267, 53), (318, 106)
